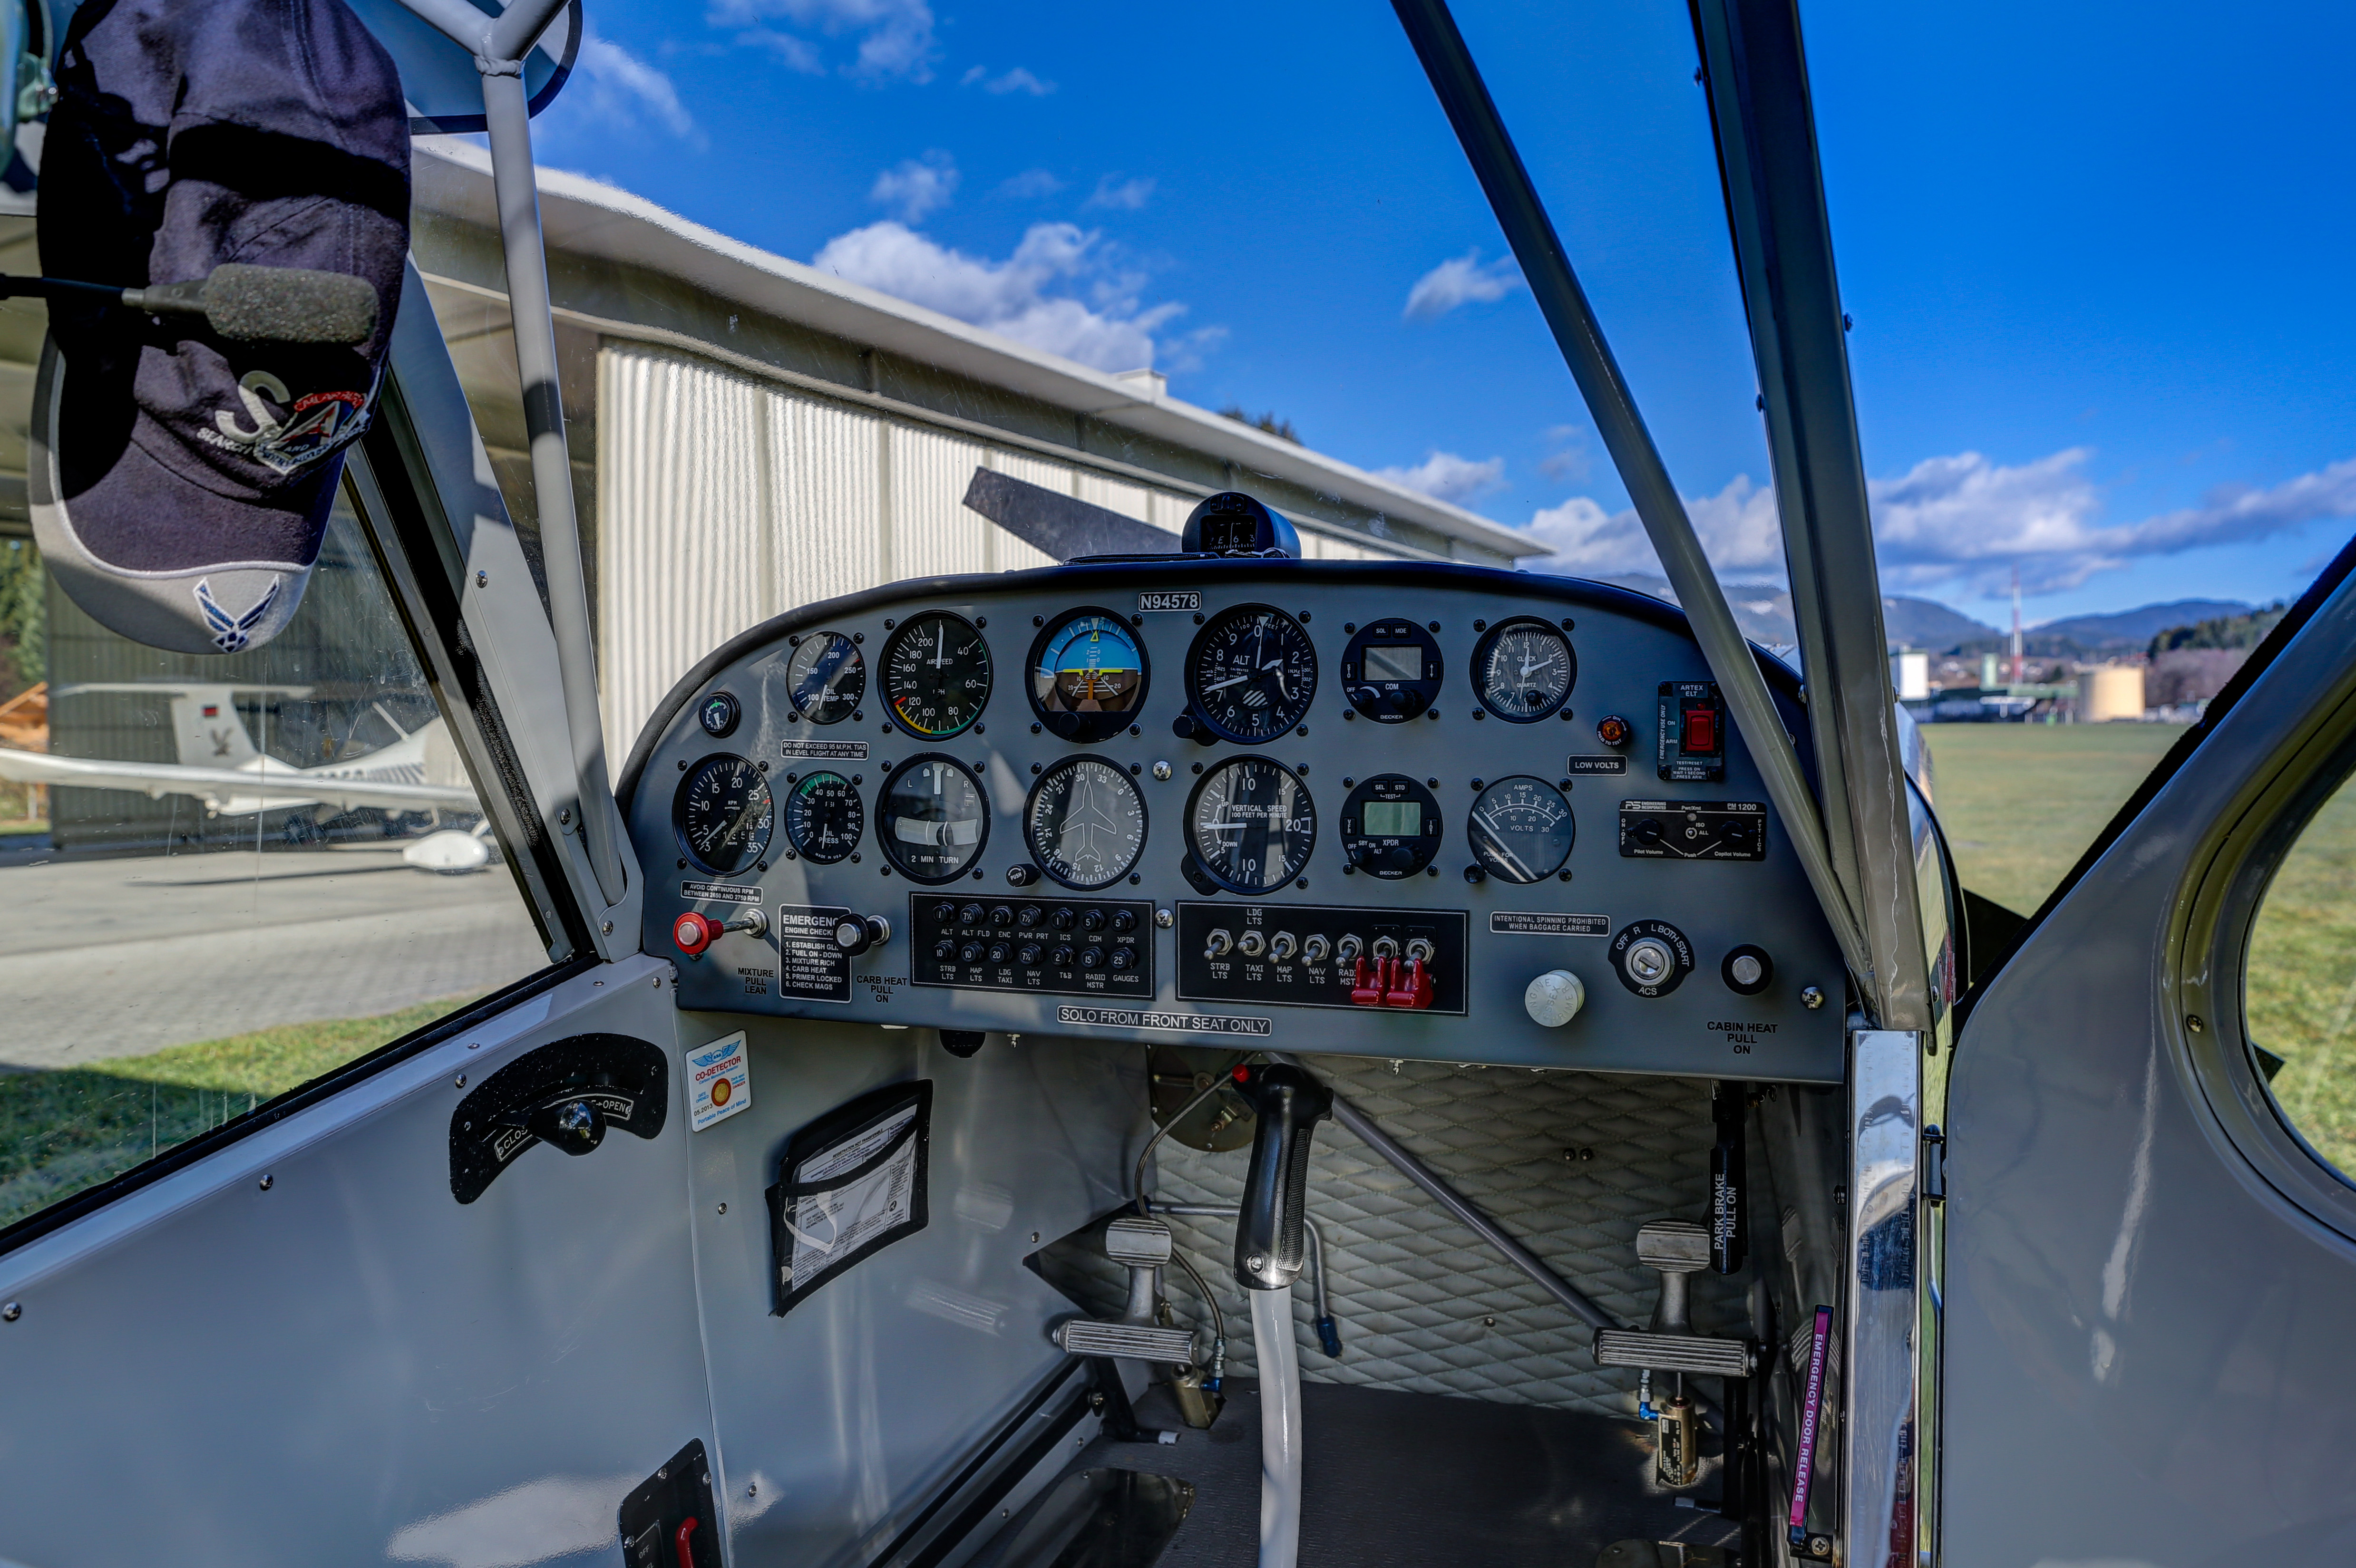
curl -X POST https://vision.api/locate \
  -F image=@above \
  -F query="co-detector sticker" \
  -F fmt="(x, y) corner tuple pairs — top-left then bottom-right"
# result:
(687, 1030), (751, 1131)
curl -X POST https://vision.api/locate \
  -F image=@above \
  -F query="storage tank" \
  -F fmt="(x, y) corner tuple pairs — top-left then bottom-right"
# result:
(2085, 664), (2147, 722)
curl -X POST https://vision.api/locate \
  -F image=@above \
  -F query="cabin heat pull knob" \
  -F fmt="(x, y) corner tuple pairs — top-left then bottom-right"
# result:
(1525, 969), (1587, 1027)
(673, 906), (767, 957)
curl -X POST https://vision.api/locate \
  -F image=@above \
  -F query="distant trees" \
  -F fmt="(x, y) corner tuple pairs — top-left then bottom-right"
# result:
(2149, 601), (2285, 657)
(0, 538), (40, 700)
(1219, 406), (1301, 445)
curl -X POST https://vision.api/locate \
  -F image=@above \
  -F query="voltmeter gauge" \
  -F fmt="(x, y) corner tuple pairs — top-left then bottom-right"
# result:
(1467, 775), (1575, 883)
(1026, 755), (1148, 890)
(1186, 755), (1315, 894)
(1339, 774), (1442, 878)
(882, 612), (993, 738)
(1185, 604), (1317, 743)
(1472, 617), (1577, 722)
(1341, 619), (1442, 722)
(878, 755), (991, 882)
(1030, 609), (1149, 742)
(783, 770), (863, 863)
(785, 632), (865, 724)
(674, 754), (774, 876)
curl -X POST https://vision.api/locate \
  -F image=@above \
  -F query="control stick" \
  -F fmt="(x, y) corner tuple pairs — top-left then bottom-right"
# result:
(1231, 1065), (1331, 1568)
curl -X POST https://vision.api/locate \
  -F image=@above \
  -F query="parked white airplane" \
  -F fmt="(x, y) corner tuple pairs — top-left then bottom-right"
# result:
(0, 684), (496, 871)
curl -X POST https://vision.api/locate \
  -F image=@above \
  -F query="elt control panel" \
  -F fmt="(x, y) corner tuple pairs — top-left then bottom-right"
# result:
(621, 559), (1844, 1082)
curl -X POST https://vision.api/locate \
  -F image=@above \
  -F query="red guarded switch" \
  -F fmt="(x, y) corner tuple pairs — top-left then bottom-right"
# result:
(1384, 958), (1435, 1010)
(1351, 957), (1387, 1008)
(1680, 702), (1719, 755)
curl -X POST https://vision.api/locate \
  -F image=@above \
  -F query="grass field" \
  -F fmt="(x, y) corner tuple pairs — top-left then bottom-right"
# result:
(0, 996), (475, 1229)
(2244, 784), (2356, 1176)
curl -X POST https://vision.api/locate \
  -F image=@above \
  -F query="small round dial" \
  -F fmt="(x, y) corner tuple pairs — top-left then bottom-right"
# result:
(1185, 604), (1317, 743)
(1467, 775), (1575, 883)
(785, 632), (865, 724)
(1026, 755), (1148, 890)
(882, 612), (993, 739)
(1186, 755), (1316, 894)
(1341, 619), (1442, 722)
(878, 755), (991, 882)
(783, 770), (863, 863)
(1030, 609), (1149, 742)
(1473, 617), (1577, 722)
(1339, 774), (1442, 878)
(674, 754), (774, 875)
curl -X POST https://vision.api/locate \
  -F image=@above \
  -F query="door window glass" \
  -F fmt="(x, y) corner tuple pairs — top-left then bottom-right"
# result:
(2244, 773), (2356, 1178)
(0, 480), (551, 1233)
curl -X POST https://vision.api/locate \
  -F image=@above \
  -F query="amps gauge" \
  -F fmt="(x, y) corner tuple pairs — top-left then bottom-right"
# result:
(785, 631), (866, 724)
(1339, 774), (1442, 878)
(1183, 604), (1317, 743)
(1473, 617), (1577, 722)
(882, 612), (992, 739)
(1184, 755), (1315, 894)
(877, 755), (990, 882)
(1340, 618), (1442, 722)
(1029, 609), (1149, 742)
(1467, 776), (1575, 883)
(1026, 756), (1148, 890)
(675, 754), (774, 875)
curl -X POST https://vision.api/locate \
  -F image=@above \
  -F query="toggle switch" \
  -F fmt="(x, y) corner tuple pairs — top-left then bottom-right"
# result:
(1524, 969), (1587, 1027)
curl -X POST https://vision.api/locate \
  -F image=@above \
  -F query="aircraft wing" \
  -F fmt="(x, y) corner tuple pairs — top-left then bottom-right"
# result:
(0, 749), (479, 815)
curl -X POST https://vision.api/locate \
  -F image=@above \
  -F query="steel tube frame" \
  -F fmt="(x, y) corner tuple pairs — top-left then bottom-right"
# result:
(1389, 0), (1870, 985)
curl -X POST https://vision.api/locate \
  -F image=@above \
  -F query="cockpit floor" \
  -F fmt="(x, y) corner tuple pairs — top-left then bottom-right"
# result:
(1009, 1379), (1742, 1568)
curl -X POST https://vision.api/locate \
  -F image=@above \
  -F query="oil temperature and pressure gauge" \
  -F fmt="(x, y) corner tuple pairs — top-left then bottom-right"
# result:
(1467, 775), (1576, 884)
(1185, 755), (1316, 894)
(1026, 755), (1148, 890)
(882, 611), (993, 739)
(1473, 617), (1577, 722)
(675, 754), (774, 876)
(878, 755), (990, 882)
(1030, 609), (1149, 742)
(1339, 774), (1442, 878)
(783, 770), (863, 863)
(785, 631), (865, 724)
(1184, 604), (1318, 743)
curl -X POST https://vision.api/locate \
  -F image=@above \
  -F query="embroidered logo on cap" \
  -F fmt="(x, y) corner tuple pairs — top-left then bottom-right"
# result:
(199, 370), (374, 477)
(194, 575), (281, 653)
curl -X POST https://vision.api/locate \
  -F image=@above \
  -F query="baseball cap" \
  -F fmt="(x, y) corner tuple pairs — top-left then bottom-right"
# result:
(30, 0), (409, 655)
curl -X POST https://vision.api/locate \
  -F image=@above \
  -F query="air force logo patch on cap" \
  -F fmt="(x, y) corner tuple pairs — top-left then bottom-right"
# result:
(195, 577), (282, 655)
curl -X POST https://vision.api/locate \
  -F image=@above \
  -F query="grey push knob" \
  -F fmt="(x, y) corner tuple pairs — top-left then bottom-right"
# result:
(1525, 969), (1587, 1027)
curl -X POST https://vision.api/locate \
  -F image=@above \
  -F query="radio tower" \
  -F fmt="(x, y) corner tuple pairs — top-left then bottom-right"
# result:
(2010, 565), (2024, 685)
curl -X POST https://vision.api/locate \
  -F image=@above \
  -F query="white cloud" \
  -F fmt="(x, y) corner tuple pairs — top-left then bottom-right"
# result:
(961, 64), (1055, 95)
(1085, 174), (1155, 211)
(1538, 424), (1589, 482)
(869, 151), (958, 222)
(563, 30), (700, 144)
(707, 0), (936, 80)
(737, 27), (824, 71)
(996, 168), (1064, 199)
(1376, 450), (1507, 505)
(1521, 474), (1782, 580)
(1404, 249), (1522, 320)
(813, 221), (1192, 372)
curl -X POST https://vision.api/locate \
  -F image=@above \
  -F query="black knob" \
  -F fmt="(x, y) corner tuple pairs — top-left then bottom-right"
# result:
(1110, 909), (1138, 934)
(959, 902), (985, 925)
(1463, 864), (1486, 884)
(1018, 941), (1044, 966)
(527, 1096), (607, 1157)
(1079, 945), (1106, 970)
(987, 942), (1010, 964)
(1051, 944), (1076, 968)
(958, 941), (984, 964)
(834, 914), (889, 955)
(1388, 846), (1417, 871)
(1016, 904), (1043, 928)
(932, 938), (957, 960)
(1050, 906), (1077, 930)
(1005, 864), (1041, 887)
(1635, 818), (1664, 846)
(989, 904), (1014, 926)
(1109, 947), (1134, 971)
(1081, 908), (1108, 932)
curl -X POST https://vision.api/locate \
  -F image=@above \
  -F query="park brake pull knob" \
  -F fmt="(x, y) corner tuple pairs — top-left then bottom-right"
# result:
(1231, 1064), (1331, 1292)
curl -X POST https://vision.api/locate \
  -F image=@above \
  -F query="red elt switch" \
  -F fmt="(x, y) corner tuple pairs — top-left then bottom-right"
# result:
(1681, 702), (1719, 755)
(673, 911), (721, 956)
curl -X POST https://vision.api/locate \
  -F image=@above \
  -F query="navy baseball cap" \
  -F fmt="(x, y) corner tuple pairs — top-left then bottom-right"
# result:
(30, 0), (409, 655)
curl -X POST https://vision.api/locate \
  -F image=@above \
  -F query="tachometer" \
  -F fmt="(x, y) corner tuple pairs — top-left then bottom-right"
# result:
(882, 611), (992, 739)
(675, 754), (774, 876)
(1030, 609), (1149, 742)
(1185, 604), (1317, 743)
(1026, 756), (1148, 890)
(1467, 775), (1575, 883)
(878, 755), (990, 881)
(785, 631), (865, 725)
(1186, 755), (1315, 894)
(1472, 617), (1576, 723)
(783, 770), (863, 863)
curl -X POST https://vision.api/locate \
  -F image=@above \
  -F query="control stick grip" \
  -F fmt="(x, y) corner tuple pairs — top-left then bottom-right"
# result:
(1231, 1065), (1331, 1292)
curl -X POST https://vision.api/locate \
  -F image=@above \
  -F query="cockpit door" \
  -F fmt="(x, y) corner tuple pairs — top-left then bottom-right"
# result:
(1940, 545), (2356, 1563)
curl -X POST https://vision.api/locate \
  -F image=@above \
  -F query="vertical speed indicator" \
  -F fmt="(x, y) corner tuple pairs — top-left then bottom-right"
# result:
(1185, 756), (1315, 894)
(881, 612), (992, 738)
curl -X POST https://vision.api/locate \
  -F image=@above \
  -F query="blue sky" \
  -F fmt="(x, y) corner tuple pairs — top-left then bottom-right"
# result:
(494, 0), (2356, 630)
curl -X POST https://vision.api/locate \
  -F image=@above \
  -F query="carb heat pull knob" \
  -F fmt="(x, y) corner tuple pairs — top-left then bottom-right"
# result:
(1525, 969), (1587, 1028)
(833, 913), (891, 957)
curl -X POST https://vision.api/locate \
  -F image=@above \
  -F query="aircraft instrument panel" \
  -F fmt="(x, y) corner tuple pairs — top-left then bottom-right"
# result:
(620, 559), (1844, 1082)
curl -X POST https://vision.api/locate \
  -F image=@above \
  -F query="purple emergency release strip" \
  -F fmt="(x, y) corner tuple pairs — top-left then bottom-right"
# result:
(1789, 1305), (1833, 1545)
